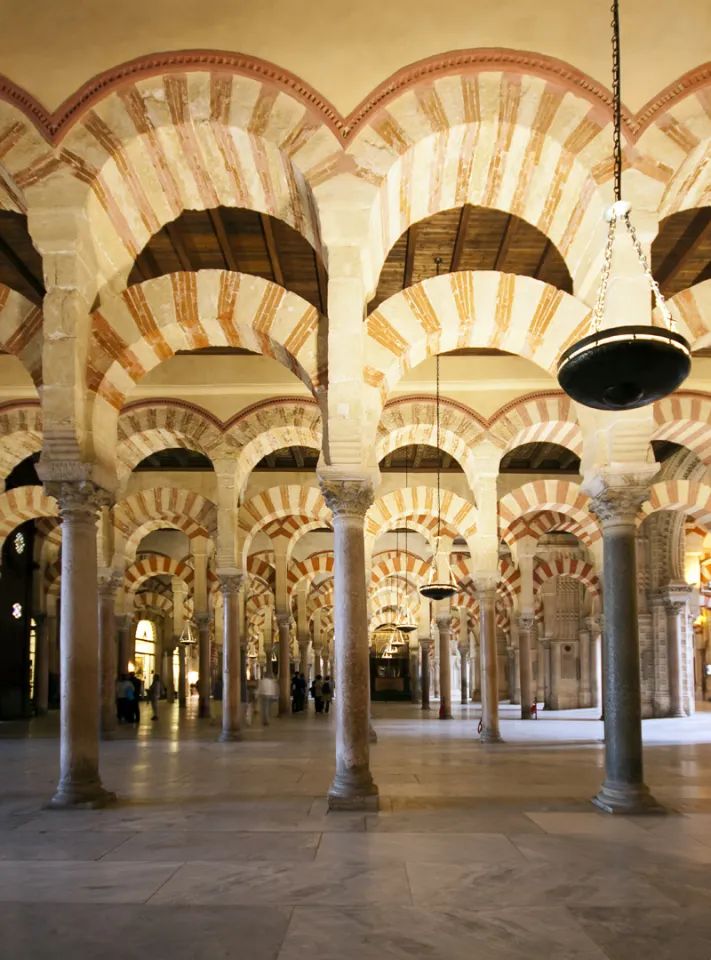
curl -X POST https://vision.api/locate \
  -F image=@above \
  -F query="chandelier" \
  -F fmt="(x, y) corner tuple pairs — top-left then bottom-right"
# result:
(556, 0), (691, 410)
(420, 279), (458, 602)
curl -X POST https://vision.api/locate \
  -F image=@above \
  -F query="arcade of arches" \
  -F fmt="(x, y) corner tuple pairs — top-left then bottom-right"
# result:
(3, 6), (711, 954)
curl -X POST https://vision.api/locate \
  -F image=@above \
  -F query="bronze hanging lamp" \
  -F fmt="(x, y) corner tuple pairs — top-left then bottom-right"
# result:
(557, 0), (690, 410)
(420, 295), (458, 602)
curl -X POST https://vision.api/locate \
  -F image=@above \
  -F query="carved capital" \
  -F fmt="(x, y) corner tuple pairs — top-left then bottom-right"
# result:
(218, 572), (247, 597)
(517, 615), (535, 633)
(419, 637), (433, 650)
(195, 612), (212, 630)
(319, 478), (374, 520)
(46, 479), (108, 522)
(665, 583), (692, 614)
(98, 571), (122, 598)
(276, 612), (292, 630)
(435, 611), (452, 630)
(475, 574), (498, 598)
(589, 484), (648, 527)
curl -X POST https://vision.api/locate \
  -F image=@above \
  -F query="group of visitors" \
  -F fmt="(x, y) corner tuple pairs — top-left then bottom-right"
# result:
(310, 675), (333, 714)
(116, 672), (163, 724)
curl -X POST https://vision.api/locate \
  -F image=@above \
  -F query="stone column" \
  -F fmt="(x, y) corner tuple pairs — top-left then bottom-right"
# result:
(471, 632), (480, 701)
(543, 639), (552, 707)
(313, 643), (323, 678)
(196, 613), (211, 718)
(459, 648), (469, 704)
(589, 484), (661, 814)
(549, 641), (562, 709)
(320, 477), (378, 810)
(420, 638), (432, 710)
(665, 586), (691, 718)
(116, 614), (132, 677)
(98, 575), (119, 738)
(46, 482), (114, 808)
(536, 633), (546, 703)
(578, 621), (592, 707)
(509, 646), (519, 703)
(218, 573), (245, 742)
(517, 615), (535, 719)
(409, 642), (420, 703)
(586, 617), (602, 710)
(458, 608), (469, 703)
(436, 612), (453, 719)
(177, 642), (187, 707)
(33, 613), (49, 715)
(477, 577), (502, 742)
(276, 613), (292, 716)
(299, 641), (310, 680)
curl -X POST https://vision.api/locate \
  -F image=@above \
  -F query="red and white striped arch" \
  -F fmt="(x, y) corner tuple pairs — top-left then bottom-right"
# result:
(533, 557), (601, 598)
(347, 69), (617, 287)
(287, 550), (335, 596)
(134, 591), (174, 617)
(363, 272), (591, 412)
(49, 70), (339, 287)
(642, 480), (711, 529)
(0, 101), (57, 214)
(239, 484), (331, 563)
(0, 486), (58, 548)
(247, 550), (276, 589)
(117, 401), (223, 477)
(369, 550), (431, 593)
(0, 402), (43, 480)
(653, 391), (711, 464)
(115, 488), (217, 560)
(365, 486), (478, 551)
(498, 480), (597, 542)
(504, 509), (600, 549)
(663, 281), (711, 351)
(489, 392), (582, 456)
(0, 285), (43, 388)
(124, 554), (193, 593)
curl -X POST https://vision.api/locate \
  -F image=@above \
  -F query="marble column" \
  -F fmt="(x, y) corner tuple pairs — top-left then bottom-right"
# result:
(33, 613), (49, 715)
(536, 634), (546, 704)
(409, 644), (420, 703)
(299, 641), (310, 680)
(320, 477), (378, 810)
(578, 622), (592, 707)
(586, 617), (602, 711)
(517, 615), (535, 719)
(218, 573), (245, 742)
(459, 648), (469, 704)
(177, 642), (187, 707)
(116, 615), (132, 677)
(420, 638), (432, 710)
(196, 613), (211, 718)
(478, 578), (502, 742)
(276, 613), (292, 716)
(46, 482), (114, 808)
(471, 633), (480, 701)
(549, 642), (562, 709)
(543, 639), (552, 708)
(590, 484), (661, 814)
(436, 612), (453, 719)
(98, 575), (119, 738)
(665, 585), (691, 718)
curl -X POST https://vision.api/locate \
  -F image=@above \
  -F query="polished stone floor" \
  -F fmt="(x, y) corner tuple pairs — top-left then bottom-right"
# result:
(2, 699), (711, 958)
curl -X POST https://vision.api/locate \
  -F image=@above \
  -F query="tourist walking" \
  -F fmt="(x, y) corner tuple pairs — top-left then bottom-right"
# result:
(322, 676), (333, 714)
(148, 673), (161, 721)
(129, 672), (141, 724)
(312, 674), (324, 714)
(258, 674), (279, 725)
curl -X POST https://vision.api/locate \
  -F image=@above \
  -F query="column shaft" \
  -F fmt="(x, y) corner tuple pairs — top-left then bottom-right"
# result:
(196, 614), (211, 718)
(98, 578), (118, 737)
(665, 599), (686, 717)
(219, 575), (244, 741)
(459, 651), (469, 704)
(478, 584), (502, 742)
(518, 617), (534, 720)
(420, 640), (431, 710)
(178, 643), (187, 707)
(321, 478), (378, 810)
(437, 614), (453, 719)
(33, 614), (49, 715)
(277, 614), (291, 716)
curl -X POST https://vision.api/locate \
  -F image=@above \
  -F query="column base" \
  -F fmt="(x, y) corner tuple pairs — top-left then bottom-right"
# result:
(328, 775), (379, 812)
(592, 781), (665, 815)
(520, 707), (533, 720)
(421, 702), (430, 711)
(47, 781), (116, 810)
(369, 723), (378, 744)
(217, 729), (242, 742)
(480, 729), (504, 743)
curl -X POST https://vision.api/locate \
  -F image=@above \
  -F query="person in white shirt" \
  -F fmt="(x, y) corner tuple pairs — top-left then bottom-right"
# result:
(257, 675), (279, 725)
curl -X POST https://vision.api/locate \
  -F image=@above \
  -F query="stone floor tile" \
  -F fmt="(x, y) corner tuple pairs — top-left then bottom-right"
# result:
(0, 860), (181, 903)
(315, 831), (526, 864)
(102, 829), (321, 861)
(571, 905), (711, 960)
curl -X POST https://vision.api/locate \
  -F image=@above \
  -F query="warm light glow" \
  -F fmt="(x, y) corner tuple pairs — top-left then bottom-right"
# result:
(127, 661), (135, 673)
(685, 554), (702, 587)
(13, 532), (24, 555)
(135, 619), (155, 642)
(188, 671), (199, 685)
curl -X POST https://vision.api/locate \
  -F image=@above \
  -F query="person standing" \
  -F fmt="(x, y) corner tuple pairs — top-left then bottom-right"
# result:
(129, 672), (141, 724)
(116, 673), (130, 723)
(258, 674), (279, 725)
(148, 673), (161, 721)
(313, 674), (324, 714)
(322, 676), (333, 714)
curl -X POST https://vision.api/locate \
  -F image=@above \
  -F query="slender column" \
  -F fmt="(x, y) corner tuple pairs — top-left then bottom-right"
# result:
(517, 615), (534, 719)
(177, 642), (187, 707)
(320, 477), (378, 810)
(665, 585), (691, 718)
(116, 615), (132, 677)
(587, 617), (602, 711)
(420, 638), (432, 710)
(458, 608), (469, 703)
(536, 634), (546, 703)
(46, 482), (114, 808)
(33, 613), (49, 715)
(276, 613), (292, 716)
(218, 573), (245, 742)
(590, 484), (661, 814)
(509, 646), (519, 703)
(543, 640), (552, 707)
(579, 622), (592, 707)
(299, 641), (310, 680)
(471, 632), (480, 701)
(436, 612), (453, 719)
(459, 649), (469, 703)
(196, 613), (212, 718)
(98, 575), (119, 738)
(477, 577), (502, 742)
(549, 642), (562, 709)
(313, 643), (323, 678)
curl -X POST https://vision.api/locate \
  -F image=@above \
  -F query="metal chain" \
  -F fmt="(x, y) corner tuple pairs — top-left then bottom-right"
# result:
(592, 215), (617, 332)
(436, 351), (441, 541)
(611, 0), (622, 204)
(623, 214), (675, 329)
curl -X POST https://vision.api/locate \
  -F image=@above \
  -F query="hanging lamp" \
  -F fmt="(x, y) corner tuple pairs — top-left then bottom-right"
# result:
(398, 441), (418, 633)
(556, 0), (690, 410)
(420, 294), (458, 602)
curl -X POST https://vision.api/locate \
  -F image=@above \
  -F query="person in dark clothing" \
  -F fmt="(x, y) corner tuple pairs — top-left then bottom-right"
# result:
(129, 672), (141, 723)
(297, 672), (307, 711)
(322, 676), (332, 714)
(291, 673), (299, 713)
(313, 674), (324, 714)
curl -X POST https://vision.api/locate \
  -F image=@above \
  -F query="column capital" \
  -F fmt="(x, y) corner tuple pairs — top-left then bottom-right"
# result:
(419, 637), (433, 650)
(584, 615), (602, 633)
(435, 611), (452, 629)
(319, 476), (374, 519)
(218, 572), (247, 596)
(97, 572), (122, 598)
(276, 612), (293, 629)
(475, 573), (498, 597)
(517, 614), (535, 632)
(46, 479), (110, 519)
(587, 481), (649, 528)
(195, 612), (212, 629)
(664, 582), (692, 613)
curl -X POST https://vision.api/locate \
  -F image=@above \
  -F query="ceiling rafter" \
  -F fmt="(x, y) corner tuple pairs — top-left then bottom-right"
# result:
(208, 208), (238, 272)
(450, 205), (472, 273)
(656, 208), (711, 291)
(165, 221), (192, 272)
(260, 214), (285, 286)
(0, 233), (44, 300)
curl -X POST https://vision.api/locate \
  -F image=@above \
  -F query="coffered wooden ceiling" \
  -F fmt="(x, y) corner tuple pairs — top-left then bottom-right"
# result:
(651, 209), (711, 299)
(379, 442), (580, 474)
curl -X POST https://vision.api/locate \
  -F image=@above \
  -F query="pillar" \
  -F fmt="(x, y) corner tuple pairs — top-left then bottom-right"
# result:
(579, 621), (592, 707)
(436, 612), (453, 719)
(33, 613), (49, 715)
(589, 484), (661, 814)
(477, 577), (502, 742)
(117, 614), (132, 677)
(320, 477), (379, 810)
(98, 575), (119, 738)
(471, 632), (480, 701)
(458, 608), (469, 703)
(420, 638), (432, 710)
(276, 613), (292, 716)
(177, 642), (187, 707)
(196, 613), (211, 718)
(47, 482), (114, 808)
(218, 573), (245, 742)
(587, 617), (602, 711)
(537, 634), (546, 704)
(517, 615), (535, 719)
(665, 586), (691, 718)
(299, 641), (310, 680)
(543, 639), (552, 707)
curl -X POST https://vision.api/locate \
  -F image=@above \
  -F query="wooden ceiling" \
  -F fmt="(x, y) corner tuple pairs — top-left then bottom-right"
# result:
(0, 212), (44, 304)
(652, 209), (711, 299)
(254, 446), (319, 470)
(379, 442), (580, 474)
(127, 207), (327, 312)
(368, 206), (574, 311)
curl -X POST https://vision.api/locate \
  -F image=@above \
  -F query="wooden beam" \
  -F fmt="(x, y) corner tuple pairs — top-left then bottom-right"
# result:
(656, 208), (711, 291)
(403, 223), (419, 289)
(293, 447), (305, 469)
(0, 234), (44, 300)
(530, 442), (555, 470)
(260, 214), (284, 286)
(166, 221), (192, 271)
(314, 251), (328, 314)
(413, 444), (425, 469)
(533, 239), (551, 280)
(493, 214), (515, 272)
(208, 208), (238, 272)
(450, 205), (471, 273)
